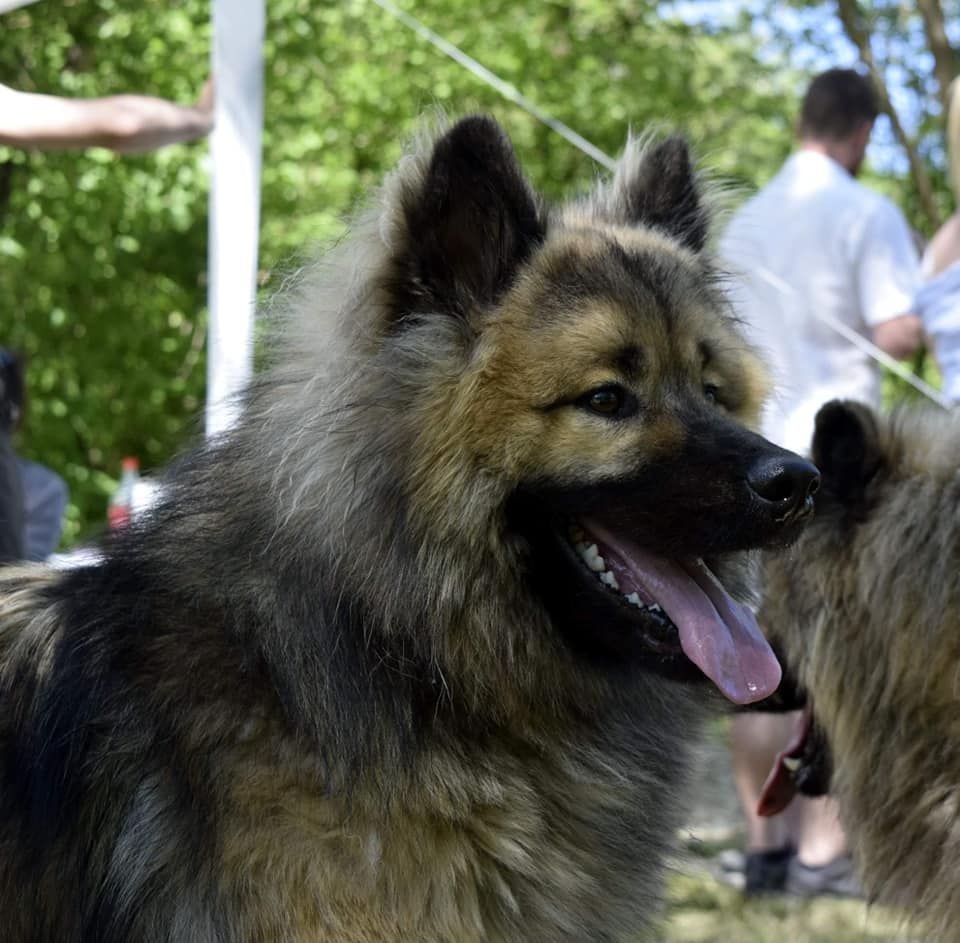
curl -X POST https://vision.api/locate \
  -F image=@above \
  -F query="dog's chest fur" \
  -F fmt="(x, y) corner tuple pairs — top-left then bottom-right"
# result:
(204, 703), (700, 943)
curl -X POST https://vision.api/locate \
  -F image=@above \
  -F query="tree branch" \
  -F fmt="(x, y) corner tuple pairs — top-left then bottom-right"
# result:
(835, 0), (941, 230)
(915, 0), (958, 114)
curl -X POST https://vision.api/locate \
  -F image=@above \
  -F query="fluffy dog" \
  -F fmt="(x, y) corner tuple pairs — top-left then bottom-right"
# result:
(0, 116), (817, 942)
(762, 400), (960, 938)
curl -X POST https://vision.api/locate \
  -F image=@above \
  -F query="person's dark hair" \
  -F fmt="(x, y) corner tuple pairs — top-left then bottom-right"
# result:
(0, 349), (25, 433)
(799, 68), (879, 141)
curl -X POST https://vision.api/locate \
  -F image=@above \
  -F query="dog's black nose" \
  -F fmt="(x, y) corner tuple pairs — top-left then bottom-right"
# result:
(747, 455), (820, 519)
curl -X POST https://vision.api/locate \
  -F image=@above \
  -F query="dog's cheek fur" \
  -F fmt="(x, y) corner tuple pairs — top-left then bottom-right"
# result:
(435, 257), (768, 490)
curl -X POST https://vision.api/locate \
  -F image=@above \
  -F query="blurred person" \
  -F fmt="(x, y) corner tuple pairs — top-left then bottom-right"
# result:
(0, 78), (213, 559)
(18, 456), (69, 561)
(720, 67), (923, 898)
(0, 350), (25, 564)
(0, 351), (68, 561)
(915, 77), (960, 401)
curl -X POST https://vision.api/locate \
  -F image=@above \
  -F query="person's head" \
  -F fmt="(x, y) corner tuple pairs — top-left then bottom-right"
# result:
(798, 68), (880, 175)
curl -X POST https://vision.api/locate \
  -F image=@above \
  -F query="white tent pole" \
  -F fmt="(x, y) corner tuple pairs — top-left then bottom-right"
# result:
(205, 0), (265, 438)
(0, 0), (41, 14)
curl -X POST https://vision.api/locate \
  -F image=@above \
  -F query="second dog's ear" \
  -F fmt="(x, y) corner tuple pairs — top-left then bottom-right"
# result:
(388, 115), (544, 325)
(811, 400), (883, 505)
(602, 136), (708, 252)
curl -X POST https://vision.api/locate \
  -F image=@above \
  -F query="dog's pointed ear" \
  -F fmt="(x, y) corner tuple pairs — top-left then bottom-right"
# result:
(387, 116), (545, 325)
(603, 136), (708, 252)
(811, 400), (883, 505)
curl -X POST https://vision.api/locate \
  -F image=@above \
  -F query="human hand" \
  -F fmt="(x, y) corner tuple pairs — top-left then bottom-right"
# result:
(196, 78), (215, 118)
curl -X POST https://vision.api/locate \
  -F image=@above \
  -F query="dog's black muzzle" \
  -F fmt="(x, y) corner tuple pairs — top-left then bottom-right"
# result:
(546, 414), (820, 558)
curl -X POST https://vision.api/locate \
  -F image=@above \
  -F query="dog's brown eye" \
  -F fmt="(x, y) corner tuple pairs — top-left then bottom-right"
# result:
(580, 385), (636, 418)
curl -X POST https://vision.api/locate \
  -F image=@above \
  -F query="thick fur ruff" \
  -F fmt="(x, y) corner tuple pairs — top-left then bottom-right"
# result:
(765, 402), (960, 940)
(0, 116), (795, 942)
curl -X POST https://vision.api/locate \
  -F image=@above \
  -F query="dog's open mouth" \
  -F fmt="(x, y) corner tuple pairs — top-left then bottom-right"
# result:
(757, 706), (833, 815)
(565, 516), (782, 705)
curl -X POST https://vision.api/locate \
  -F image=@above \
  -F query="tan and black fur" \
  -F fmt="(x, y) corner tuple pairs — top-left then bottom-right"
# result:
(764, 401), (960, 939)
(0, 116), (815, 942)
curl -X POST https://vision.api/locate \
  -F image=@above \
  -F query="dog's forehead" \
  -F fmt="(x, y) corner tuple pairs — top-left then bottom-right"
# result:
(508, 226), (731, 346)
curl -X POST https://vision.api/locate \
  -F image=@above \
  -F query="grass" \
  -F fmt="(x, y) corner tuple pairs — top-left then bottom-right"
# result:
(659, 718), (922, 943)
(660, 849), (919, 943)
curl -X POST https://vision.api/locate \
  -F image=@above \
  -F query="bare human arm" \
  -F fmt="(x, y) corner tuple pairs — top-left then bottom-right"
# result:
(855, 197), (924, 362)
(923, 212), (960, 278)
(872, 313), (923, 360)
(0, 80), (214, 154)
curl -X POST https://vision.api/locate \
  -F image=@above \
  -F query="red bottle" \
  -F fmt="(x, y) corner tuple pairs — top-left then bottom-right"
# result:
(108, 456), (140, 531)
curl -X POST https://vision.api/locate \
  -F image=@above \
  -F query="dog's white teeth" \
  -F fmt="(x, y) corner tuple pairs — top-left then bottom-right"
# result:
(648, 603), (662, 614)
(782, 756), (801, 773)
(584, 546), (606, 572)
(599, 570), (619, 590)
(575, 541), (606, 571)
(573, 538), (621, 589)
(624, 592), (642, 608)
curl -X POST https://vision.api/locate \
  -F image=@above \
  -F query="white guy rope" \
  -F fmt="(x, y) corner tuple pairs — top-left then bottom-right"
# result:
(369, 0), (616, 172)
(372, 0), (947, 410)
(753, 268), (952, 409)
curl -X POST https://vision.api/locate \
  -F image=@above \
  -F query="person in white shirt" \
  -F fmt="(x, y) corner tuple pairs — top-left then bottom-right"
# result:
(722, 70), (922, 455)
(720, 68), (923, 898)
(915, 77), (960, 399)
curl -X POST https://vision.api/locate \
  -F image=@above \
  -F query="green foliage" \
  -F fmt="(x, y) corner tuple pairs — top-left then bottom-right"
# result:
(0, 0), (943, 545)
(665, 866), (908, 942)
(258, 0), (803, 250)
(1, 0), (212, 545)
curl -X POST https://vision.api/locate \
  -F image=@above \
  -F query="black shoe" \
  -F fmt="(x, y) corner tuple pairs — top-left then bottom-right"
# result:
(785, 854), (862, 899)
(744, 845), (794, 896)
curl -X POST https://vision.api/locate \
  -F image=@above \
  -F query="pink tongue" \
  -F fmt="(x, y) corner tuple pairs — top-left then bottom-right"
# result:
(586, 523), (781, 704)
(757, 708), (811, 817)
